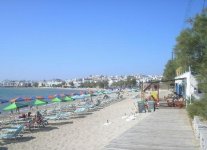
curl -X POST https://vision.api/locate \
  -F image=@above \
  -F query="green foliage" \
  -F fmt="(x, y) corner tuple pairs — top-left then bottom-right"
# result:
(80, 81), (108, 88)
(164, 8), (207, 119)
(33, 82), (39, 87)
(187, 97), (207, 120)
(126, 76), (137, 88)
(69, 81), (74, 87)
(111, 80), (125, 88)
(174, 9), (207, 76)
(111, 76), (137, 88)
(163, 60), (177, 80)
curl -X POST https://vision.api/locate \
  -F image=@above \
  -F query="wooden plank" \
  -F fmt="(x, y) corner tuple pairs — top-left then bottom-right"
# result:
(103, 109), (199, 150)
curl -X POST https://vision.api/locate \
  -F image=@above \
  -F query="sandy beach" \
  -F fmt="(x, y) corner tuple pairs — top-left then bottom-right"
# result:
(1, 92), (151, 150)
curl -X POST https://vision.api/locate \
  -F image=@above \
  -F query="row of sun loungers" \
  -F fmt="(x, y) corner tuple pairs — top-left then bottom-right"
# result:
(0, 94), (125, 141)
(44, 112), (71, 120)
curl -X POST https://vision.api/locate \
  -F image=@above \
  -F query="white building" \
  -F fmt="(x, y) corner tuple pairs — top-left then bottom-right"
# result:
(175, 71), (202, 100)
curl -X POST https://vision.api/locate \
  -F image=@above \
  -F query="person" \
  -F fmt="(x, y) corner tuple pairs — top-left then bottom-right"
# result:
(36, 111), (42, 119)
(10, 110), (13, 114)
(144, 99), (149, 113)
(117, 91), (120, 99)
(103, 94), (109, 99)
(28, 112), (32, 118)
(153, 100), (156, 112)
(16, 107), (20, 114)
(96, 99), (101, 106)
(35, 111), (43, 124)
(19, 113), (26, 119)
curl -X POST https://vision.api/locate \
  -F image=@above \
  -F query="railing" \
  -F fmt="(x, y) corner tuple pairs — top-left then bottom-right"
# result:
(192, 116), (207, 150)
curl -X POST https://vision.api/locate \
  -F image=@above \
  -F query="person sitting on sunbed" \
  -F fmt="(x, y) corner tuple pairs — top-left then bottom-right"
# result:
(27, 112), (32, 118)
(19, 113), (26, 119)
(36, 111), (42, 118)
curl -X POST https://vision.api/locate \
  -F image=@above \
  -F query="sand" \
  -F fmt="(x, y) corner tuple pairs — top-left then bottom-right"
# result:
(1, 92), (151, 150)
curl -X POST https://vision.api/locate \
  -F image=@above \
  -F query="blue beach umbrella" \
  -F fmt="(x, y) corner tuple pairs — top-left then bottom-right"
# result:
(10, 97), (24, 103)
(0, 99), (8, 104)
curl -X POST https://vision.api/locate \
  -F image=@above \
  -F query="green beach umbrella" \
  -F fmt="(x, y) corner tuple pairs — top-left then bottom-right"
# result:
(28, 99), (47, 106)
(51, 97), (62, 102)
(63, 96), (73, 101)
(3, 102), (28, 111)
(51, 97), (63, 111)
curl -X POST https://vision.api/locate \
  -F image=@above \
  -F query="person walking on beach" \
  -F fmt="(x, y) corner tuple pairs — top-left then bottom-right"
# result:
(144, 99), (149, 113)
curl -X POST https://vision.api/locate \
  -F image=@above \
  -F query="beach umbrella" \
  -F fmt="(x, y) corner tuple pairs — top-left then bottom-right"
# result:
(3, 102), (28, 111)
(71, 95), (85, 100)
(83, 94), (91, 98)
(63, 96), (73, 102)
(0, 99), (8, 104)
(36, 96), (44, 99)
(10, 97), (24, 103)
(48, 95), (55, 99)
(59, 94), (66, 97)
(24, 97), (32, 101)
(51, 97), (63, 111)
(27, 99), (47, 106)
(51, 97), (62, 102)
(73, 92), (80, 96)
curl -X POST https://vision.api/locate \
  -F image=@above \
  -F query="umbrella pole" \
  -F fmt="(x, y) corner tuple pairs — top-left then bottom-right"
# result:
(59, 102), (61, 112)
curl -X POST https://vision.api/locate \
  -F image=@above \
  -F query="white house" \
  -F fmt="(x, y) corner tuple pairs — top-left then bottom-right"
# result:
(175, 71), (202, 101)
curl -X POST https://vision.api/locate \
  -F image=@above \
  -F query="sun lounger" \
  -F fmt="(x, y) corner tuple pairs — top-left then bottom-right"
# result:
(44, 112), (71, 120)
(73, 107), (88, 115)
(0, 124), (24, 140)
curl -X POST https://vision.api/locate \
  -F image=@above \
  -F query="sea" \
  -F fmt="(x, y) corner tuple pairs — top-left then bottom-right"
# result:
(0, 87), (87, 113)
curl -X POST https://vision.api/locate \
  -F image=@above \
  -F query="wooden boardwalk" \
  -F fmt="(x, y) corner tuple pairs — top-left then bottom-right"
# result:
(104, 108), (199, 150)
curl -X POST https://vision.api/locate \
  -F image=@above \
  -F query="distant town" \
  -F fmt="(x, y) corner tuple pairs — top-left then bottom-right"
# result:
(0, 74), (162, 88)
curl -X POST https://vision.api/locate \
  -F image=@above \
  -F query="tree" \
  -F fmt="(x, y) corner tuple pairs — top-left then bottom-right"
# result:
(126, 76), (137, 88)
(164, 8), (207, 119)
(163, 60), (177, 80)
(69, 81), (74, 88)
(96, 80), (109, 88)
(33, 82), (39, 87)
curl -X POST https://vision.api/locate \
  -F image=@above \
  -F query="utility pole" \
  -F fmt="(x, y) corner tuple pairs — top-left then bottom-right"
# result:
(172, 51), (174, 60)
(189, 66), (192, 105)
(203, 0), (206, 12)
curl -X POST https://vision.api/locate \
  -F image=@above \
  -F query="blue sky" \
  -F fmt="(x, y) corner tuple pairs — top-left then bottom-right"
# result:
(0, 0), (205, 80)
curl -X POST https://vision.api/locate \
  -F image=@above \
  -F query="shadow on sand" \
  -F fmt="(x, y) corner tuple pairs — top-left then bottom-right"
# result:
(70, 115), (86, 119)
(49, 121), (73, 126)
(28, 126), (59, 133)
(0, 146), (8, 150)
(1, 136), (36, 146)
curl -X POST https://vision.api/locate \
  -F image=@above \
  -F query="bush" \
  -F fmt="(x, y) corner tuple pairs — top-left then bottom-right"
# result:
(187, 99), (207, 120)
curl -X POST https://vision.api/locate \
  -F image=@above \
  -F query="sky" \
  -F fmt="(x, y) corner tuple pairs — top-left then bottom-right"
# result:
(0, 0), (205, 80)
